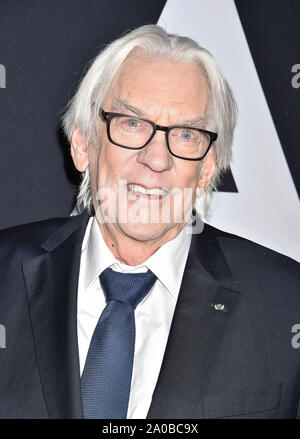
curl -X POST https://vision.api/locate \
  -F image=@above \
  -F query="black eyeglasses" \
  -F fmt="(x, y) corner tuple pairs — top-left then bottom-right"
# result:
(99, 108), (217, 161)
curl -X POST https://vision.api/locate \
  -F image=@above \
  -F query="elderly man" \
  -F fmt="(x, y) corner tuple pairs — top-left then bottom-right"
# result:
(0, 25), (300, 419)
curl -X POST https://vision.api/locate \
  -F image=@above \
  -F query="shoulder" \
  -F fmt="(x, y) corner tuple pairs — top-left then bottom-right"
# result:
(203, 223), (300, 286)
(0, 216), (76, 261)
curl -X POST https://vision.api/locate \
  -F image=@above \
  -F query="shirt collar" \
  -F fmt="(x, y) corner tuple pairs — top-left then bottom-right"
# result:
(81, 217), (117, 291)
(82, 216), (192, 300)
(145, 227), (191, 299)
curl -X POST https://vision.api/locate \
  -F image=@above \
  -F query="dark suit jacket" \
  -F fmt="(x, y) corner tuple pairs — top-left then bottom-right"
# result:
(0, 211), (300, 419)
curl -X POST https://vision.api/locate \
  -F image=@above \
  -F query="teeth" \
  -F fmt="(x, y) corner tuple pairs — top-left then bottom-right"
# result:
(128, 184), (168, 196)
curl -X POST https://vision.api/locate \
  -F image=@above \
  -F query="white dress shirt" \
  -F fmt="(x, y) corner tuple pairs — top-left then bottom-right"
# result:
(77, 216), (192, 419)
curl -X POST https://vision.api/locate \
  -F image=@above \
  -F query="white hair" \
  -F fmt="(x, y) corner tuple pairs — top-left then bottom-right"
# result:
(62, 24), (237, 217)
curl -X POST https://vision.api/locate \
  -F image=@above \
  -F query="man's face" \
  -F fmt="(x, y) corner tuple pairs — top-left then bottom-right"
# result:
(86, 53), (215, 246)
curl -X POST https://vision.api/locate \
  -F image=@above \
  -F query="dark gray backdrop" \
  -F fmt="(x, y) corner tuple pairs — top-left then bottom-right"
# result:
(0, 0), (299, 229)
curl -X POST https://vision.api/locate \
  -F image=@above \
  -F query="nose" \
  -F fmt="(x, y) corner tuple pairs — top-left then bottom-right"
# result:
(136, 130), (173, 172)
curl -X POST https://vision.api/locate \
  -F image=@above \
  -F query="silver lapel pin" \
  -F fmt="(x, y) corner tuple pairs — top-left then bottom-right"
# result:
(211, 303), (227, 312)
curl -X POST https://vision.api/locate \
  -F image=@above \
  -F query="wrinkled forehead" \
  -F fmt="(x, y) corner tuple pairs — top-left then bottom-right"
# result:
(103, 52), (209, 117)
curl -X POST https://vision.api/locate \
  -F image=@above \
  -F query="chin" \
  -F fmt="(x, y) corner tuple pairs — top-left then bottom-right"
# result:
(117, 220), (176, 243)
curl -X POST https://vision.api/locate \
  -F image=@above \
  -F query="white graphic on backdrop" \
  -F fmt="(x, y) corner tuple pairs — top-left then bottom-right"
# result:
(158, 0), (300, 262)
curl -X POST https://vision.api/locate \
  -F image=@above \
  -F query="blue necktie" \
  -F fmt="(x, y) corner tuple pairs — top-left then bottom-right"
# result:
(81, 267), (156, 419)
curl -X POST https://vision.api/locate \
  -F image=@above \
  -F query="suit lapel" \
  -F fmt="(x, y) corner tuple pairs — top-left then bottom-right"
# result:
(22, 213), (90, 419)
(147, 225), (241, 419)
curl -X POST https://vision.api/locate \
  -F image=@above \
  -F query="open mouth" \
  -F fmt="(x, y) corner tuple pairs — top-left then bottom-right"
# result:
(127, 183), (169, 198)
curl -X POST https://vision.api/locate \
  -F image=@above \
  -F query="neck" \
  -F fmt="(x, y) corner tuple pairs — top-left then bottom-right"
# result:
(96, 219), (185, 266)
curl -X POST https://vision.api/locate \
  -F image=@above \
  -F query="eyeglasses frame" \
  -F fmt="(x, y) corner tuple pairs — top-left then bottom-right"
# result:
(99, 108), (218, 161)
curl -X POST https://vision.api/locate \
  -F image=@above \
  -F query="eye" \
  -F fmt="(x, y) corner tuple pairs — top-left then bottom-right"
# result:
(127, 118), (140, 127)
(180, 129), (193, 140)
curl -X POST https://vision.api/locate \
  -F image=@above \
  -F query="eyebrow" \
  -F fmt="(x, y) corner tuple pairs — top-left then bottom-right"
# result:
(183, 116), (208, 127)
(112, 98), (145, 116)
(112, 97), (208, 127)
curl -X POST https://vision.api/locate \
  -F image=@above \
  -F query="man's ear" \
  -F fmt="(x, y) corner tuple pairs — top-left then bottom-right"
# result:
(70, 127), (89, 172)
(197, 147), (217, 191)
